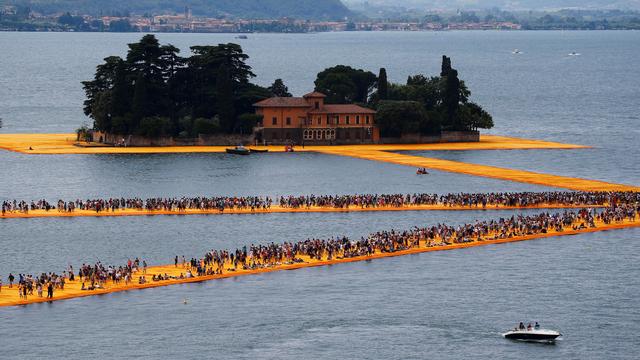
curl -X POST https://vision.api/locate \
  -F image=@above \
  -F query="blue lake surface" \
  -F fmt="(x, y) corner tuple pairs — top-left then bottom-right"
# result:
(0, 30), (639, 359)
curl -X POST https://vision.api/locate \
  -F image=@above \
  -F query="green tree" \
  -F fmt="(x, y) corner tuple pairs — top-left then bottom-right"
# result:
(376, 101), (436, 137)
(131, 73), (149, 130)
(443, 68), (461, 130)
(458, 102), (494, 130)
(314, 65), (377, 104)
(268, 78), (292, 97)
(377, 68), (388, 101)
(440, 55), (452, 77)
(109, 60), (131, 122)
(138, 116), (172, 137)
(82, 55), (122, 130)
(216, 64), (236, 133)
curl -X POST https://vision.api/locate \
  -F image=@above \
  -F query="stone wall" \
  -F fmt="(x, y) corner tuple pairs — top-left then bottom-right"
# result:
(440, 130), (480, 142)
(379, 131), (479, 144)
(92, 132), (255, 146)
(91, 130), (478, 146)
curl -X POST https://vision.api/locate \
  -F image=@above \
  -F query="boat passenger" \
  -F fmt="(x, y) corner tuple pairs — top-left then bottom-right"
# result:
(519, 322), (525, 330)
(534, 322), (540, 330)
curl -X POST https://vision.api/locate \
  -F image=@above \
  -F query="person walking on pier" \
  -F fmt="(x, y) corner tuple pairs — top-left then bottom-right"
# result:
(47, 281), (54, 299)
(8, 273), (14, 288)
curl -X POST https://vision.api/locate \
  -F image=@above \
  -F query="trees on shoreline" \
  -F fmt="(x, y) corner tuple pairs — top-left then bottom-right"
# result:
(82, 35), (492, 139)
(82, 35), (271, 137)
(314, 56), (493, 137)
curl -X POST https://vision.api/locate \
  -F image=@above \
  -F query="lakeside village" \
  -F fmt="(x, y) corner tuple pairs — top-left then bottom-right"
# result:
(79, 35), (493, 148)
(1, 5), (521, 33)
(4, 4), (640, 32)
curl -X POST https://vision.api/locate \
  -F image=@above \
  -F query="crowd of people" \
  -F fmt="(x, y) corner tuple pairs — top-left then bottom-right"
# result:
(4, 201), (636, 301)
(0, 192), (640, 300)
(2, 258), (151, 300)
(2, 191), (639, 215)
(193, 203), (638, 272)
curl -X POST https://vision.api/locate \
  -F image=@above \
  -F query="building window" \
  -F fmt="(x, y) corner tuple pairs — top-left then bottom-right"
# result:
(314, 101), (319, 110)
(316, 130), (322, 140)
(366, 116), (370, 124)
(356, 115), (360, 125)
(286, 117), (291, 125)
(334, 116), (340, 125)
(303, 130), (313, 140)
(346, 115), (350, 125)
(317, 117), (322, 126)
(272, 117), (277, 126)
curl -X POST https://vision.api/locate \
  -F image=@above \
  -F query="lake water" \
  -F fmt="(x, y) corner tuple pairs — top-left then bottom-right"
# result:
(0, 31), (639, 359)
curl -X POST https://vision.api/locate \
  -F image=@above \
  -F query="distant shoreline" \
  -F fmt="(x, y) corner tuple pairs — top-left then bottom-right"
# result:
(2, 28), (640, 33)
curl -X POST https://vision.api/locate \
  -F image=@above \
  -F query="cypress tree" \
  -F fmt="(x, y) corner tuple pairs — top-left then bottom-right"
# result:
(440, 55), (452, 77)
(378, 68), (388, 100)
(444, 69), (461, 130)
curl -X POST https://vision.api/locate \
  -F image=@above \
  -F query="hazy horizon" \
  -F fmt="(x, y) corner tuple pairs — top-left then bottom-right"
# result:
(342, 0), (640, 11)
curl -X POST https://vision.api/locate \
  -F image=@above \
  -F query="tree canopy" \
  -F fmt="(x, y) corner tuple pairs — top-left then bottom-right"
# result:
(370, 55), (492, 136)
(268, 79), (292, 97)
(314, 65), (377, 104)
(82, 34), (271, 137)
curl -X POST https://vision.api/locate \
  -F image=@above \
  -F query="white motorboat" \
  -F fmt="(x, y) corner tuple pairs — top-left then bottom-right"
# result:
(512, 49), (523, 54)
(503, 328), (562, 342)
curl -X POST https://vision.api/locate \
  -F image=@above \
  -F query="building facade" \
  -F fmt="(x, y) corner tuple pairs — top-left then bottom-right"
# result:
(253, 91), (379, 145)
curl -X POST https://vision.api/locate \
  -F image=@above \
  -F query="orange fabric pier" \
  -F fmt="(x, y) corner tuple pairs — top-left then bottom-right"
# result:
(317, 149), (640, 192)
(0, 133), (586, 155)
(0, 203), (605, 220)
(1, 218), (638, 308)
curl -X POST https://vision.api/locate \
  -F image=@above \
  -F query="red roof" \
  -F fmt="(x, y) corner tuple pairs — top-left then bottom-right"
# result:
(253, 97), (310, 108)
(308, 104), (376, 114)
(303, 91), (327, 98)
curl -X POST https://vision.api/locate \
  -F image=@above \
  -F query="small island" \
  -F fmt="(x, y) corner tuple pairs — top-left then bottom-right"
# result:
(80, 34), (493, 146)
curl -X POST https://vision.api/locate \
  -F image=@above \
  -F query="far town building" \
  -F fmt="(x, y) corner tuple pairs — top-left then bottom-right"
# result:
(253, 91), (379, 145)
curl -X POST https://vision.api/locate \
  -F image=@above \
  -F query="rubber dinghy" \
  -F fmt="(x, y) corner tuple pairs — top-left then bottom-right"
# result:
(503, 328), (562, 342)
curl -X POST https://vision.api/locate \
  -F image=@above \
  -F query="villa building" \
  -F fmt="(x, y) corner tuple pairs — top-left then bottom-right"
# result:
(253, 91), (379, 145)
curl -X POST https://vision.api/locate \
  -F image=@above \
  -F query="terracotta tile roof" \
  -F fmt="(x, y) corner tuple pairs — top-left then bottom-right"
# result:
(253, 97), (311, 108)
(303, 91), (327, 98)
(308, 104), (376, 114)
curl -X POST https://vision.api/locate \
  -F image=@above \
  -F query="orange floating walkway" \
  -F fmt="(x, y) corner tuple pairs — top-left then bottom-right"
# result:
(0, 203), (605, 220)
(0, 133), (586, 155)
(2, 218), (638, 307)
(317, 149), (640, 192)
